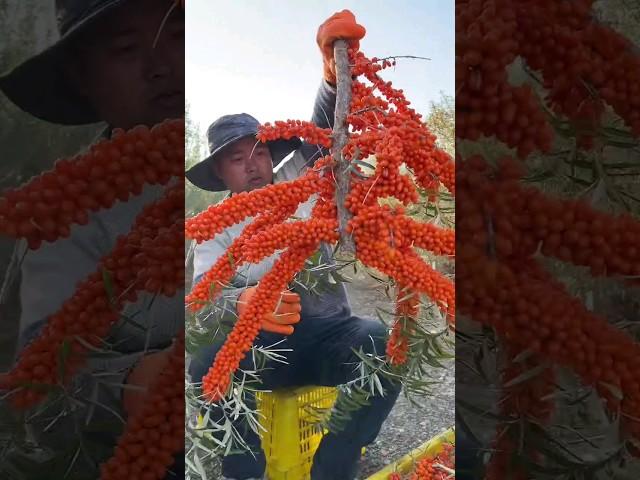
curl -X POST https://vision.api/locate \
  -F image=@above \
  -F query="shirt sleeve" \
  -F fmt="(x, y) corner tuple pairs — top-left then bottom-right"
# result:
(191, 229), (249, 328)
(276, 79), (338, 182)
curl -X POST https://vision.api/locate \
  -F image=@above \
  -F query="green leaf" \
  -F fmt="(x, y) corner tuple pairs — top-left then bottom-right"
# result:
(352, 159), (376, 171)
(599, 381), (624, 401)
(101, 269), (115, 306)
(57, 339), (71, 381)
(502, 364), (548, 389)
(346, 164), (370, 179)
(193, 451), (208, 480)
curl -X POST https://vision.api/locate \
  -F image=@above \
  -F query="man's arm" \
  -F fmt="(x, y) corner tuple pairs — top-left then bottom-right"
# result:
(191, 228), (251, 328)
(310, 79), (338, 130)
(277, 80), (338, 181)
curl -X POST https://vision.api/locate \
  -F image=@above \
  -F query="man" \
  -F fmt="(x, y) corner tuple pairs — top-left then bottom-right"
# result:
(186, 10), (401, 480)
(0, 0), (184, 478)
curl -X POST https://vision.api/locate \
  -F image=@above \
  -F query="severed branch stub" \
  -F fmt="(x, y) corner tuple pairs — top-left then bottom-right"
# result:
(332, 39), (356, 257)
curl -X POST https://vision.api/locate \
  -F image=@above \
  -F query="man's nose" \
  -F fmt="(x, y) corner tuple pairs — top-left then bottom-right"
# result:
(144, 48), (172, 81)
(245, 157), (257, 173)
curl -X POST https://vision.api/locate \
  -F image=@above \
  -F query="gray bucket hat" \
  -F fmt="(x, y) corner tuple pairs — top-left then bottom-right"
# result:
(185, 113), (302, 192)
(0, 0), (163, 125)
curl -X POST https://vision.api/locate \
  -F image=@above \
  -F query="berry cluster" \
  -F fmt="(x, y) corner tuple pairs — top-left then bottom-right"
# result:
(1, 181), (184, 408)
(457, 0), (640, 160)
(99, 330), (185, 480)
(257, 119), (333, 148)
(456, 0), (554, 158)
(388, 443), (454, 480)
(386, 286), (420, 366)
(0, 120), (184, 249)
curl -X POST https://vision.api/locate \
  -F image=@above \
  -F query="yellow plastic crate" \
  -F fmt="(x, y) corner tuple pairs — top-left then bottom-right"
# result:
(256, 386), (338, 480)
(365, 427), (455, 479)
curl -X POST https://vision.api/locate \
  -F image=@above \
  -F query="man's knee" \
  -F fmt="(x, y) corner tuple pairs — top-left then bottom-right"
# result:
(351, 318), (389, 358)
(350, 318), (403, 396)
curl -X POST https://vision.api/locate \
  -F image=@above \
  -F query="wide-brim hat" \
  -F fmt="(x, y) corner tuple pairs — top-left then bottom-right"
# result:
(0, 0), (154, 125)
(185, 113), (301, 192)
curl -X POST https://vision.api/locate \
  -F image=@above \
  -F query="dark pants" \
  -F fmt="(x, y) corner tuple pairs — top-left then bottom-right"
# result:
(189, 314), (401, 480)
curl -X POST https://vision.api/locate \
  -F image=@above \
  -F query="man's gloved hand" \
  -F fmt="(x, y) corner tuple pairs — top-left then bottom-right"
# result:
(316, 9), (366, 85)
(238, 287), (301, 335)
(123, 349), (169, 418)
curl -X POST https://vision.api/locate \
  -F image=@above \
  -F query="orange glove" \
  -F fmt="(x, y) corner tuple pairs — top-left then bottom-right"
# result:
(238, 287), (301, 335)
(316, 9), (366, 85)
(123, 350), (170, 418)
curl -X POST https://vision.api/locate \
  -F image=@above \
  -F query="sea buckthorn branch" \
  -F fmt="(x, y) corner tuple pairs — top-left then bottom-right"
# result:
(0, 120), (184, 249)
(395, 215), (455, 256)
(99, 329), (185, 480)
(186, 165), (336, 312)
(459, 154), (640, 280)
(187, 46), (456, 404)
(185, 207), (297, 310)
(1, 181), (184, 409)
(349, 207), (454, 319)
(456, 1), (640, 475)
(242, 218), (340, 262)
(333, 39), (357, 255)
(457, 0), (640, 162)
(459, 150), (640, 451)
(484, 345), (556, 478)
(356, 238), (455, 319)
(386, 284), (421, 366)
(456, 0), (554, 158)
(515, 0), (640, 141)
(458, 248), (640, 441)
(514, 0), (605, 150)
(257, 120), (332, 148)
(388, 442), (454, 480)
(184, 169), (321, 244)
(200, 243), (320, 402)
(0, 119), (185, 479)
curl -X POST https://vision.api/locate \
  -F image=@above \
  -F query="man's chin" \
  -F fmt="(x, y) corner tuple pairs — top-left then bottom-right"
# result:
(245, 179), (269, 191)
(148, 104), (185, 125)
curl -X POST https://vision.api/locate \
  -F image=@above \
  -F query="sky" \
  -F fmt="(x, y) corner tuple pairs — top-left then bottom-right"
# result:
(186, 0), (454, 138)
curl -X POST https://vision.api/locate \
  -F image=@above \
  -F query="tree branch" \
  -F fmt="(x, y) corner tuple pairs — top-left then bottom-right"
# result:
(332, 39), (356, 257)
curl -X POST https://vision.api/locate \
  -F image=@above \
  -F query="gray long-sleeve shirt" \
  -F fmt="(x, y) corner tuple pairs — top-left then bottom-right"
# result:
(192, 80), (352, 325)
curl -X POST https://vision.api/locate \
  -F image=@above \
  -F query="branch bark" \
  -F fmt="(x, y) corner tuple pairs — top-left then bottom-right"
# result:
(332, 39), (356, 257)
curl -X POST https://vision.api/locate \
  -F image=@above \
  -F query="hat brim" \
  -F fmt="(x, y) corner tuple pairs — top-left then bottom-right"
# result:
(0, 0), (127, 125)
(185, 135), (302, 192)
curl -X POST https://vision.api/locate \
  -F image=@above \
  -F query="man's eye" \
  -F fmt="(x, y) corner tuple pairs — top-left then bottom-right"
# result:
(110, 41), (137, 54)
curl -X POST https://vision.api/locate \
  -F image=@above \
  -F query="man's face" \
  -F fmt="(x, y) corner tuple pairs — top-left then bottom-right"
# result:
(213, 136), (274, 193)
(69, 0), (184, 129)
